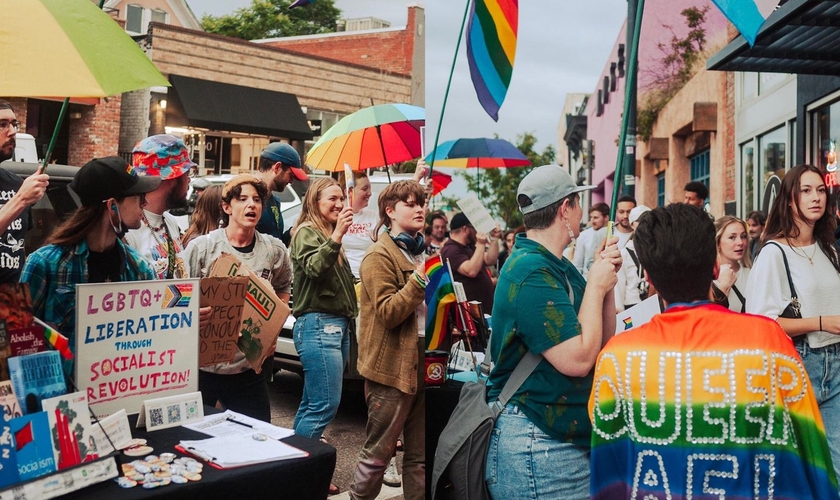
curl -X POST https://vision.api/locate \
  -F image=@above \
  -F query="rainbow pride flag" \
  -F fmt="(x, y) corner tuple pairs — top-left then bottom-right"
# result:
(34, 318), (72, 360)
(589, 304), (838, 499)
(425, 256), (456, 350)
(466, 0), (518, 121)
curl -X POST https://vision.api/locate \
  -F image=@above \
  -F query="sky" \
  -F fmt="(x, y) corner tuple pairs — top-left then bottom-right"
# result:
(426, 2), (627, 156)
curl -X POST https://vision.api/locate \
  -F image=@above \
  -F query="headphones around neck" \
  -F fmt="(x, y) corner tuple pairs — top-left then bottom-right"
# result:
(391, 232), (426, 255)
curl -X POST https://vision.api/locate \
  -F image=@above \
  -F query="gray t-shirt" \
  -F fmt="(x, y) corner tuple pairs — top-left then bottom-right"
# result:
(182, 228), (292, 373)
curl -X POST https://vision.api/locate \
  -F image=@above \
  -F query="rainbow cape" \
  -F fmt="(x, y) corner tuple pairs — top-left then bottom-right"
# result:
(589, 304), (838, 499)
(466, 0), (518, 121)
(425, 256), (456, 350)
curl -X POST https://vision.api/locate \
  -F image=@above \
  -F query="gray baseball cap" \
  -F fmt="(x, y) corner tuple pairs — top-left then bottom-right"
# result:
(517, 164), (595, 214)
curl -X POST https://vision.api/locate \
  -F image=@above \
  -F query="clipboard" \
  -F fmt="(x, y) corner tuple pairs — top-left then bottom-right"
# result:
(176, 435), (309, 469)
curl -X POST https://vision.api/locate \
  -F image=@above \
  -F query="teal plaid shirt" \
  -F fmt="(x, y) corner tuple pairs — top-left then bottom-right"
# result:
(20, 239), (155, 373)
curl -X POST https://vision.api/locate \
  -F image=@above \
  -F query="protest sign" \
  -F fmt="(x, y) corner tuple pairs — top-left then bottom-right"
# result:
(198, 277), (248, 367)
(456, 195), (497, 234)
(75, 279), (200, 418)
(208, 254), (290, 374)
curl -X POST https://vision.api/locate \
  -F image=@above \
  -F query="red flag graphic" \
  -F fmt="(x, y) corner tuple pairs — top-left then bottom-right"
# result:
(15, 421), (33, 451)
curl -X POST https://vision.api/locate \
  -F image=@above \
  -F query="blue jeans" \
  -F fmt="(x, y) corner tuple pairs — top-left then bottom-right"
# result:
(795, 340), (840, 483)
(293, 312), (350, 440)
(486, 404), (590, 500)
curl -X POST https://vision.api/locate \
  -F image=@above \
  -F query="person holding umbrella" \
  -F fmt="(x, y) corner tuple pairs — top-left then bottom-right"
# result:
(0, 101), (49, 283)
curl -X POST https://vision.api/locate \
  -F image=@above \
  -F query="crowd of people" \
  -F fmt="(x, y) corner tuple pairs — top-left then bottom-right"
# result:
(4, 91), (840, 498)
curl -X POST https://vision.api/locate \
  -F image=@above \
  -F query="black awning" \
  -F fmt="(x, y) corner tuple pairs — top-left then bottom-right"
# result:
(166, 74), (313, 140)
(707, 0), (840, 75)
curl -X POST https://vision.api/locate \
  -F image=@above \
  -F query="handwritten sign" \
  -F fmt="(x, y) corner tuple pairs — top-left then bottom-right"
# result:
(75, 279), (200, 418)
(456, 195), (497, 234)
(198, 277), (248, 367)
(208, 254), (290, 374)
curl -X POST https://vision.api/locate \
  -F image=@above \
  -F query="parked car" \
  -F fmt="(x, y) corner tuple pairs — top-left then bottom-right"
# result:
(2, 161), (80, 254)
(12, 134), (39, 163)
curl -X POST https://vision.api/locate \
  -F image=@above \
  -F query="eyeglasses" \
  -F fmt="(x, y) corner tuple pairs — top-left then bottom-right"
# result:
(0, 120), (21, 133)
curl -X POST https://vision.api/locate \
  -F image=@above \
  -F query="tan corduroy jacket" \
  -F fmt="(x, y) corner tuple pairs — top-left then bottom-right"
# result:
(357, 235), (425, 395)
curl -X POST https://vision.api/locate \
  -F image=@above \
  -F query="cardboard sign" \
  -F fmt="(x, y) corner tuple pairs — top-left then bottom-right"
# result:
(456, 195), (497, 234)
(208, 254), (290, 374)
(75, 279), (200, 418)
(198, 277), (248, 367)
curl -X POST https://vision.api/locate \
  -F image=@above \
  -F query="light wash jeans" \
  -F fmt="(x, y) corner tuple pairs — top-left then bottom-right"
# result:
(795, 340), (840, 483)
(292, 312), (350, 440)
(486, 404), (590, 500)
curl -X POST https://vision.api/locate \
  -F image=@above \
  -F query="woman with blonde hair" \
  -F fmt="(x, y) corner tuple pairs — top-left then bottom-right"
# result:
(181, 184), (223, 246)
(711, 216), (752, 312)
(290, 178), (357, 484)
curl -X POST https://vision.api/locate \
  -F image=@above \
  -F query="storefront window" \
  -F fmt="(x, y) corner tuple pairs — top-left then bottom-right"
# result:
(741, 141), (754, 214)
(759, 126), (786, 210)
(742, 73), (757, 100)
(814, 100), (840, 173)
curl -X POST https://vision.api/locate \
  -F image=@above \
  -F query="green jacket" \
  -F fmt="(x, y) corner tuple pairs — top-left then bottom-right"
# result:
(290, 226), (357, 318)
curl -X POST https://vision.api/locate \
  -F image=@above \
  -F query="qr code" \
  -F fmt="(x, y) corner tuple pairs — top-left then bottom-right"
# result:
(167, 404), (181, 424)
(184, 400), (199, 421)
(149, 408), (164, 427)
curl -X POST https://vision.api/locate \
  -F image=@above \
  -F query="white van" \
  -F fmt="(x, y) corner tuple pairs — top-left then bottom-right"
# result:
(12, 133), (39, 163)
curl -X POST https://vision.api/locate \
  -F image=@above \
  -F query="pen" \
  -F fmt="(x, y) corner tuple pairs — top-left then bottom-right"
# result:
(226, 417), (254, 429)
(186, 447), (216, 463)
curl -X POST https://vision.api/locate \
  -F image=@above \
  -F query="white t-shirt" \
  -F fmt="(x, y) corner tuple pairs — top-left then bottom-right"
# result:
(573, 227), (606, 278)
(725, 266), (750, 313)
(746, 241), (840, 348)
(615, 239), (644, 311)
(124, 210), (188, 279)
(615, 229), (632, 250)
(344, 208), (378, 278)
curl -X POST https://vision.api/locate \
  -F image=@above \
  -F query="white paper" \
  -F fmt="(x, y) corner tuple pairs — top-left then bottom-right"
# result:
(615, 294), (662, 334)
(180, 434), (306, 468)
(456, 195), (497, 234)
(182, 410), (294, 440)
(90, 409), (132, 454)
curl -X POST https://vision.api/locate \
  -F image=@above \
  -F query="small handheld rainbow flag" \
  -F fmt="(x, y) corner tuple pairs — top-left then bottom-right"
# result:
(466, 0), (519, 121)
(425, 256), (456, 350)
(33, 318), (73, 360)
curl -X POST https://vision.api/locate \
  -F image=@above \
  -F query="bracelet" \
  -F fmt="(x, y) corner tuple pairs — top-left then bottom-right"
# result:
(412, 271), (427, 289)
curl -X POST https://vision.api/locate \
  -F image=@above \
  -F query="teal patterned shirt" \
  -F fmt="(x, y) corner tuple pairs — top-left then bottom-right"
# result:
(487, 233), (592, 446)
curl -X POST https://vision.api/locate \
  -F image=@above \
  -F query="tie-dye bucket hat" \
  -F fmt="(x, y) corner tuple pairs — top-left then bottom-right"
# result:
(132, 134), (196, 180)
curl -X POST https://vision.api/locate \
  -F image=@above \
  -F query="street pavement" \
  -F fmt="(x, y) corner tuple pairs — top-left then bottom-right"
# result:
(268, 369), (404, 499)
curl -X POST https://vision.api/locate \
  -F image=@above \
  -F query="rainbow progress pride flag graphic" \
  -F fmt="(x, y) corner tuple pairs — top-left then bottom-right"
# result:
(589, 304), (838, 499)
(466, 0), (518, 121)
(425, 256), (456, 351)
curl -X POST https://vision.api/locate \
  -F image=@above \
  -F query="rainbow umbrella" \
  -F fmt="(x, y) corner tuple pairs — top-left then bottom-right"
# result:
(1, 0), (170, 167)
(305, 103), (424, 172)
(425, 137), (530, 168)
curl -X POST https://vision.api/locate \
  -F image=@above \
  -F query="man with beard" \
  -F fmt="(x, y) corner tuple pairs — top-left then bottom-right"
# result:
(425, 211), (448, 256)
(124, 134), (194, 279)
(0, 100), (48, 283)
(614, 195), (636, 250)
(440, 212), (500, 313)
(255, 142), (307, 246)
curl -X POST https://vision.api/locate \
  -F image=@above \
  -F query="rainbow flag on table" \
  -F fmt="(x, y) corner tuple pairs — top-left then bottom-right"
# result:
(34, 318), (72, 360)
(589, 304), (838, 499)
(425, 256), (456, 350)
(466, 0), (518, 121)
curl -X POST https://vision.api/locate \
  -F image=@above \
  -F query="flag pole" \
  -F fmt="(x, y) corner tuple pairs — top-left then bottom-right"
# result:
(428, 0), (472, 177)
(608, 0), (646, 223)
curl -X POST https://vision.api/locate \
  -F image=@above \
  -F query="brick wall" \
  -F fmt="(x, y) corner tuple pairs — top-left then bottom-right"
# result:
(149, 24), (412, 115)
(67, 95), (122, 166)
(3, 98), (28, 127)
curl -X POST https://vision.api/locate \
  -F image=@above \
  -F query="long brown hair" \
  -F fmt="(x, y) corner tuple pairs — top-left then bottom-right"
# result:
(714, 216), (752, 269)
(182, 185), (223, 246)
(292, 177), (346, 263)
(761, 164), (840, 272)
(47, 203), (108, 247)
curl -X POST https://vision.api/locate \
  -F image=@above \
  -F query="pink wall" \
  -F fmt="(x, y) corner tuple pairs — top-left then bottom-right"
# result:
(588, 0), (728, 205)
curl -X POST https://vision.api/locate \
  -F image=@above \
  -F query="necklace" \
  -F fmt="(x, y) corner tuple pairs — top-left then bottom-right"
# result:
(141, 212), (169, 248)
(790, 241), (817, 266)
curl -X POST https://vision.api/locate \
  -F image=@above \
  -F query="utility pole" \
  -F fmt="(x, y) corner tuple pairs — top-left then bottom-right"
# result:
(625, 0), (638, 197)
